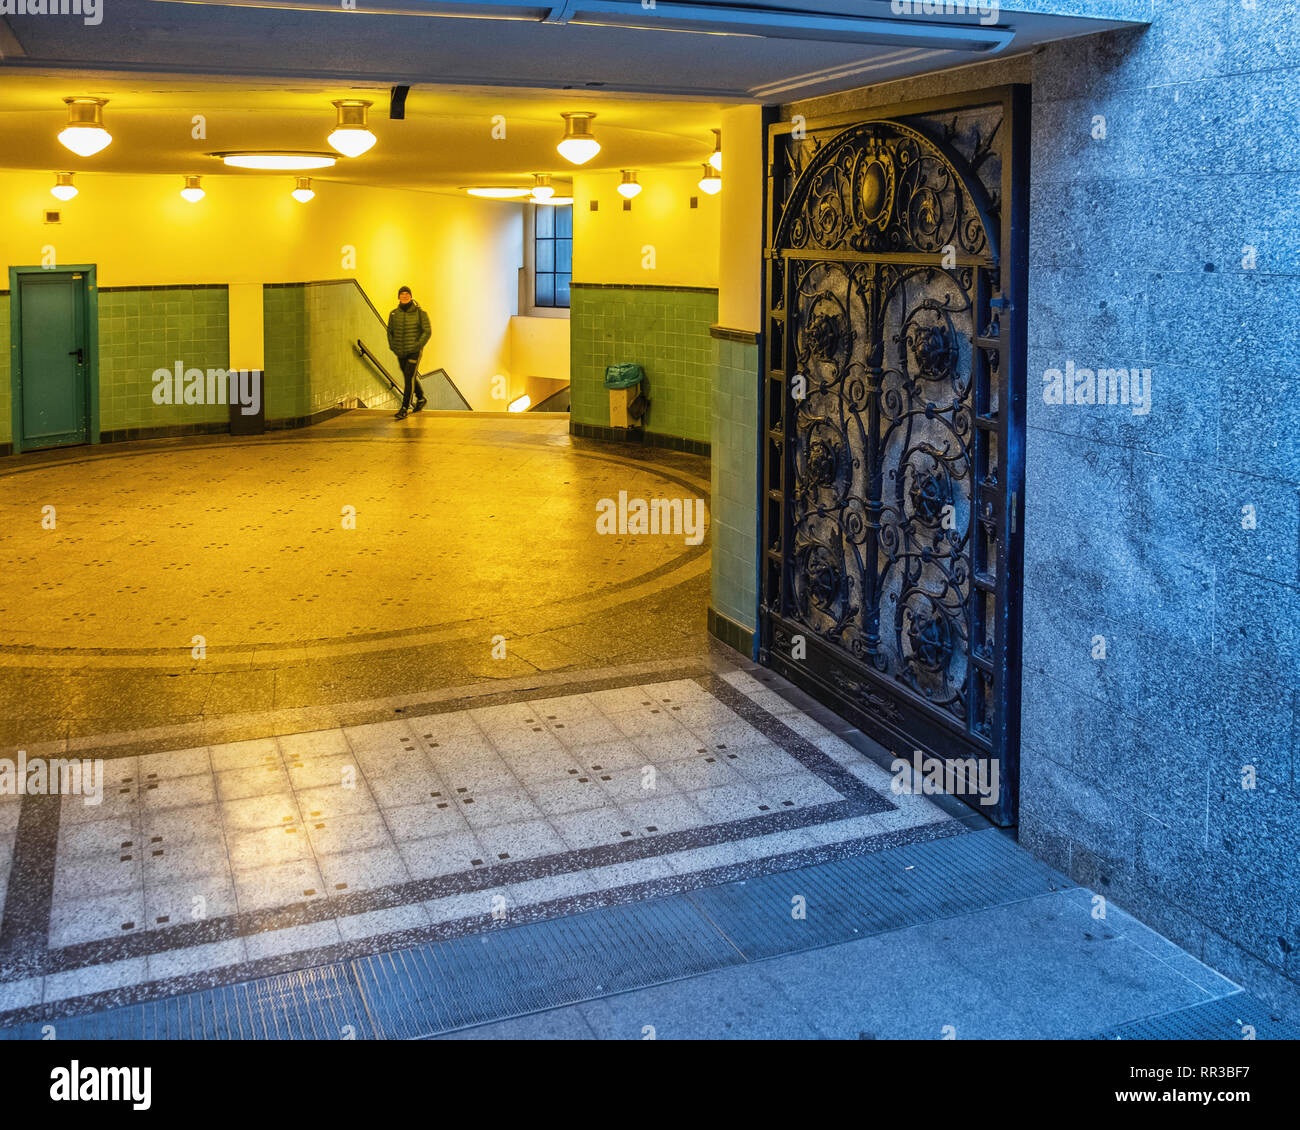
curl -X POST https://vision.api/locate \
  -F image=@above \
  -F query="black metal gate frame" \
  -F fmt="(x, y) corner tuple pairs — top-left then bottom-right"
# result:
(758, 85), (1029, 827)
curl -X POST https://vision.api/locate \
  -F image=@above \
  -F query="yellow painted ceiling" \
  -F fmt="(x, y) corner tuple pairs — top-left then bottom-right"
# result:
(0, 70), (728, 195)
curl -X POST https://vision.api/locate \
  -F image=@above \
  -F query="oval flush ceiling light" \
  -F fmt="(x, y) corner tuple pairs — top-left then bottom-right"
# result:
(616, 170), (642, 199)
(465, 186), (531, 198)
(534, 196), (574, 206)
(698, 163), (722, 196)
(531, 173), (555, 201)
(213, 152), (337, 170)
(291, 177), (315, 203)
(180, 175), (205, 203)
(328, 99), (376, 158)
(58, 97), (112, 157)
(50, 172), (78, 201)
(709, 128), (722, 172)
(557, 112), (600, 166)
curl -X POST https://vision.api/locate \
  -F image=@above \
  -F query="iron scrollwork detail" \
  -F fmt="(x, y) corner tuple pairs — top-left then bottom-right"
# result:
(776, 111), (1003, 746)
(779, 122), (996, 261)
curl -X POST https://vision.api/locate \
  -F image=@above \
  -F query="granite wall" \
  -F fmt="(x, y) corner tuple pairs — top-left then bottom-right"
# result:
(764, 4), (1300, 1019)
(1019, 1), (1300, 1022)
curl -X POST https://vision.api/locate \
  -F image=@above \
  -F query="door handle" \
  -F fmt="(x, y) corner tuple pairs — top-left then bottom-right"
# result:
(69, 347), (85, 366)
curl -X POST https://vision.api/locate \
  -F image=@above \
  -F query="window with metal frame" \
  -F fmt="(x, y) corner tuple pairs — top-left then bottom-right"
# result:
(534, 204), (572, 309)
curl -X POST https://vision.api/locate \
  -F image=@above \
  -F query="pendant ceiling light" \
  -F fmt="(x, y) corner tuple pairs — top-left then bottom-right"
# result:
(58, 97), (112, 157)
(531, 173), (555, 201)
(50, 172), (78, 201)
(697, 163), (722, 196)
(328, 99), (376, 158)
(180, 175), (205, 203)
(557, 112), (600, 166)
(291, 177), (315, 203)
(616, 170), (642, 199)
(709, 128), (722, 172)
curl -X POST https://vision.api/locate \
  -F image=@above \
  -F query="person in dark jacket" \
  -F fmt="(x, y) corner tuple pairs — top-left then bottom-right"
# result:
(387, 286), (432, 419)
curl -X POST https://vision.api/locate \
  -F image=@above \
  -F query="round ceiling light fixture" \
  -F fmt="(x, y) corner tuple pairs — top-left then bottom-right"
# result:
(557, 112), (600, 166)
(212, 152), (337, 170)
(180, 175), (205, 203)
(58, 97), (112, 157)
(328, 99), (376, 158)
(533, 196), (574, 206)
(709, 128), (722, 171)
(50, 172), (78, 201)
(291, 176), (316, 203)
(698, 162), (722, 196)
(616, 170), (642, 199)
(531, 173), (555, 201)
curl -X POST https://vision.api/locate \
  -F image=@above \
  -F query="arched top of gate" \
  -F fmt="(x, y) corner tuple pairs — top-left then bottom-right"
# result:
(772, 119), (999, 265)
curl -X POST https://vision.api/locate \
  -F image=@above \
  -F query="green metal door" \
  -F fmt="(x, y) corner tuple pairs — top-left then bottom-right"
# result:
(18, 271), (90, 449)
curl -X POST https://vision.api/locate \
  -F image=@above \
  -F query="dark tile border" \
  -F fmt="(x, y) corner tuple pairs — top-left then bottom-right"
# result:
(0, 816), (967, 1030)
(0, 664), (894, 992)
(707, 607), (754, 658)
(570, 420), (710, 457)
(95, 404), (354, 446)
(571, 283), (718, 295)
(100, 421), (230, 444)
(97, 284), (228, 293)
(709, 325), (760, 344)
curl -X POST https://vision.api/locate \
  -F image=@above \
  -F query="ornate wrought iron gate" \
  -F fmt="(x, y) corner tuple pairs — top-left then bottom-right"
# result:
(759, 88), (1028, 826)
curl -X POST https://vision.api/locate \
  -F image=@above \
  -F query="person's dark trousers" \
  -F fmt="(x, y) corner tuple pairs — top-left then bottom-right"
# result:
(399, 356), (424, 410)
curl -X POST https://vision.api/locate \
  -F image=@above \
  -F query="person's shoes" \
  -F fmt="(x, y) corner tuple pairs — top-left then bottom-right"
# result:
(413, 397), (427, 413)
(394, 407), (409, 419)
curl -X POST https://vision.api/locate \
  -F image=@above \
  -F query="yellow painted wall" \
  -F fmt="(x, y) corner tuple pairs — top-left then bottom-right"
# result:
(572, 167), (719, 287)
(508, 314), (570, 392)
(717, 106), (764, 334)
(227, 282), (265, 371)
(0, 171), (523, 409)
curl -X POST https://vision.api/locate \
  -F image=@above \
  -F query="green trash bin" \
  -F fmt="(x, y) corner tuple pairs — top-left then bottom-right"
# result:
(604, 364), (648, 429)
(603, 362), (644, 390)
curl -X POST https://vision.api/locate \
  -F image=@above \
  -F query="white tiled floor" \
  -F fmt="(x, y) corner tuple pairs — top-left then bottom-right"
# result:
(8, 675), (956, 1006)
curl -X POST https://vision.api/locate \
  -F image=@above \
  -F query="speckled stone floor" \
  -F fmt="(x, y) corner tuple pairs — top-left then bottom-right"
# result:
(0, 413), (971, 1024)
(0, 412), (711, 749)
(0, 415), (1250, 1038)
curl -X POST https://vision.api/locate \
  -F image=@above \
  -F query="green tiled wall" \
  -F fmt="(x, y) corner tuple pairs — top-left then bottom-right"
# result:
(711, 338), (760, 631)
(262, 285), (309, 419)
(98, 287), (230, 431)
(570, 284), (717, 445)
(0, 293), (10, 447)
(263, 281), (399, 421)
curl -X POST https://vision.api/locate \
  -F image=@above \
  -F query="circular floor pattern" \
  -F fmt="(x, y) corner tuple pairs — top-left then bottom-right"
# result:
(0, 419), (710, 667)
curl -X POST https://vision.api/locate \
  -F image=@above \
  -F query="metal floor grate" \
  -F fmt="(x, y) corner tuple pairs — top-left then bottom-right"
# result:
(687, 825), (1060, 962)
(0, 829), (1102, 1040)
(1091, 991), (1300, 1041)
